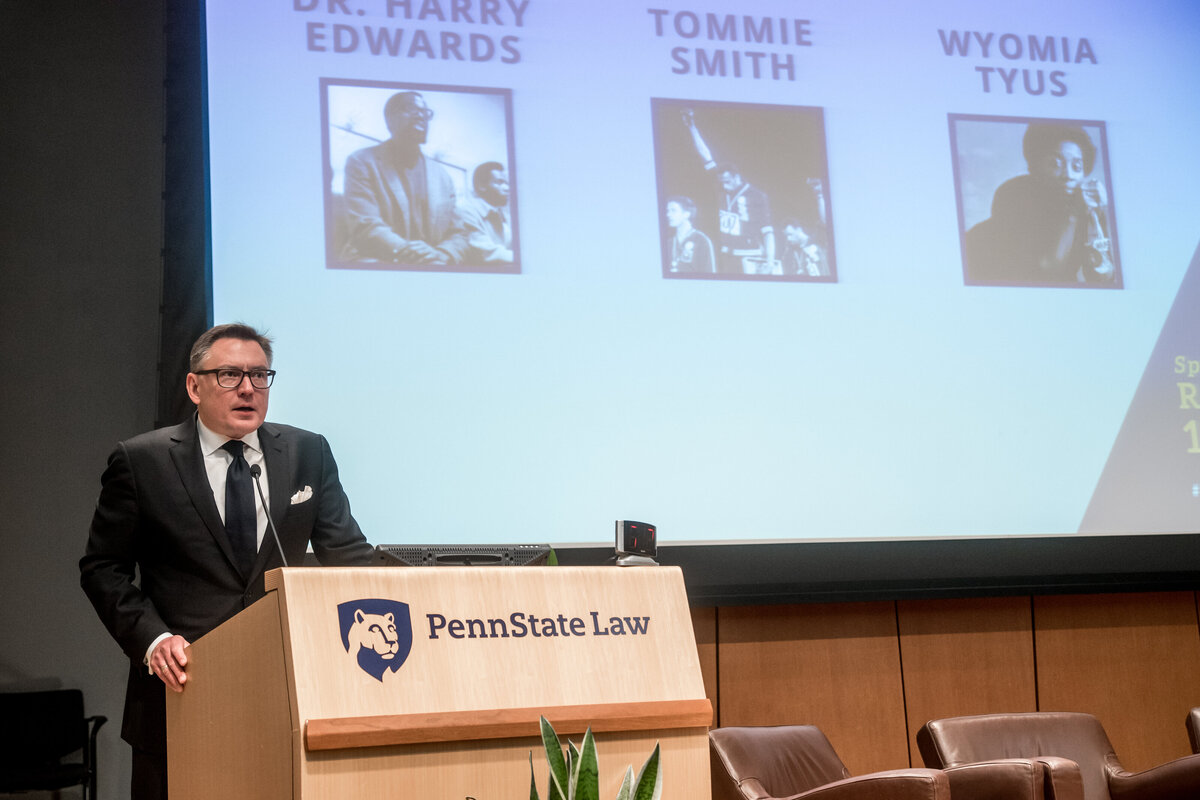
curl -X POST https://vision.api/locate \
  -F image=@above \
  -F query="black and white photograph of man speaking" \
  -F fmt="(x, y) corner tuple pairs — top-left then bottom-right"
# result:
(323, 80), (519, 273)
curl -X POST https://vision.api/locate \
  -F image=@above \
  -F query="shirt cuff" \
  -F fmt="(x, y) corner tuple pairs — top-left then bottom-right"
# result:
(144, 632), (173, 673)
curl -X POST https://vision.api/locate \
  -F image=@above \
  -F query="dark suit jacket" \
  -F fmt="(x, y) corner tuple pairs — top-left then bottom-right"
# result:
(80, 416), (374, 752)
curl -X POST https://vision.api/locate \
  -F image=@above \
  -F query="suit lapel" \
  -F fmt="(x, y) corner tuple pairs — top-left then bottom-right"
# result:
(257, 422), (292, 571)
(169, 416), (241, 572)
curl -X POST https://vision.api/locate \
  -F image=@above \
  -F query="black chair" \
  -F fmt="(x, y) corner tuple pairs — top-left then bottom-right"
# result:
(0, 689), (106, 798)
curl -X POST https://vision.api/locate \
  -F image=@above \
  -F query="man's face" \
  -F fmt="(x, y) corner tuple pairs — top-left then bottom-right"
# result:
(665, 202), (689, 228)
(481, 168), (509, 206)
(185, 337), (270, 439)
(386, 93), (432, 145)
(719, 170), (743, 193)
(785, 225), (810, 246)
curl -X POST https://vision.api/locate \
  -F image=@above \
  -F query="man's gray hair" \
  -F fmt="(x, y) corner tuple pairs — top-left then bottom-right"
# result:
(188, 323), (274, 371)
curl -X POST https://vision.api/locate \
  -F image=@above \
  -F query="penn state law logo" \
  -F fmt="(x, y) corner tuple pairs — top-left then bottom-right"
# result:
(337, 599), (413, 681)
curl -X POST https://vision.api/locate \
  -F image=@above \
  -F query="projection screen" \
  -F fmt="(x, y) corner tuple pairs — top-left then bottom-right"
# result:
(201, 0), (1200, 597)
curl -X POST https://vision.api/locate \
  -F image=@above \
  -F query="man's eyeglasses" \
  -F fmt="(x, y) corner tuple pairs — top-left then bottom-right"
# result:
(193, 368), (276, 389)
(392, 105), (434, 121)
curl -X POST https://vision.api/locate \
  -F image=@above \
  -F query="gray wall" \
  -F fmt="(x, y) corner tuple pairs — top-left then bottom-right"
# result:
(0, 2), (166, 798)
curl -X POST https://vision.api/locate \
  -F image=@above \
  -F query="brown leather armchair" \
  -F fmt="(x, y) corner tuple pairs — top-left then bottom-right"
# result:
(918, 712), (1200, 800)
(710, 725), (1056, 800)
(1187, 709), (1200, 755)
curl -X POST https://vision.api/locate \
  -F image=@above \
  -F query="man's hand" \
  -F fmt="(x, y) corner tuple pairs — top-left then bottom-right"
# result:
(394, 241), (444, 265)
(1080, 178), (1108, 209)
(149, 634), (191, 693)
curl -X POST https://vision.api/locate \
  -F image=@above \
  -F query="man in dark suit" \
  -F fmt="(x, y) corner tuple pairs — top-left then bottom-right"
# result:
(339, 90), (467, 266)
(80, 323), (374, 800)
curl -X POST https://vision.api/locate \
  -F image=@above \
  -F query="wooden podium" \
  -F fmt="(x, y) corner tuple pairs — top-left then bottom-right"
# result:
(166, 566), (712, 799)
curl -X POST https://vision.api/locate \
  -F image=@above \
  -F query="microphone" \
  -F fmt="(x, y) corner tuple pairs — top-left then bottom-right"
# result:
(250, 464), (289, 568)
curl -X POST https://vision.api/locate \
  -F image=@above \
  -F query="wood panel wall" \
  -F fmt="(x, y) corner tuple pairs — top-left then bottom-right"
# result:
(897, 596), (1038, 765)
(716, 601), (909, 775)
(691, 590), (1200, 776)
(1034, 592), (1200, 771)
(690, 607), (718, 723)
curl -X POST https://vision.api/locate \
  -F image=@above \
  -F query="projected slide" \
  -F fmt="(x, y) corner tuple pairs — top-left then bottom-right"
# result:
(204, 1), (1200, 545)
(651, 99), (835, 281)
(323, 80), (518, 272)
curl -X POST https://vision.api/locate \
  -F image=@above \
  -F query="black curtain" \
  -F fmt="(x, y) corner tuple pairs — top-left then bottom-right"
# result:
(156, 0), (210, 428)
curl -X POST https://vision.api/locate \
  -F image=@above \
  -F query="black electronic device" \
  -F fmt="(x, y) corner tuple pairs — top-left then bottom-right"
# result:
(374, 543), (553, 567)
(249, 464), (288, 567)
(615, 520), (657, 566)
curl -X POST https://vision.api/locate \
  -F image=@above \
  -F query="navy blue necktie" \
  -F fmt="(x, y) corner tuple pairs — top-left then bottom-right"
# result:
(221, 440), (257, 575)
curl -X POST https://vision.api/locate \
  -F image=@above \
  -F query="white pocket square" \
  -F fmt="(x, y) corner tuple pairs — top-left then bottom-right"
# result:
(290, 486), (313, 505)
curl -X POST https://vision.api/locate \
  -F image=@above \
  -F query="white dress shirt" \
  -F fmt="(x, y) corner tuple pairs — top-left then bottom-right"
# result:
(195, 418), (270, 548)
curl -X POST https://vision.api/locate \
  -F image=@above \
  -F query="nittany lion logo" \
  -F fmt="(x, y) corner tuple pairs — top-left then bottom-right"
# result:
(337, 599), (413, 681)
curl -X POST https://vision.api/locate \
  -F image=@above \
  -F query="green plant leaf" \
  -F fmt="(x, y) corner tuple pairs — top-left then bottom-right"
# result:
(567, 738), (581, 797)
(615, 766), (635, 800)
(529, 751), (541, 800)
(539, 717), (662, 800)
(540, 716), (568, 800)
(631, 743), (662, 800)
(572, 728), (600, 800)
